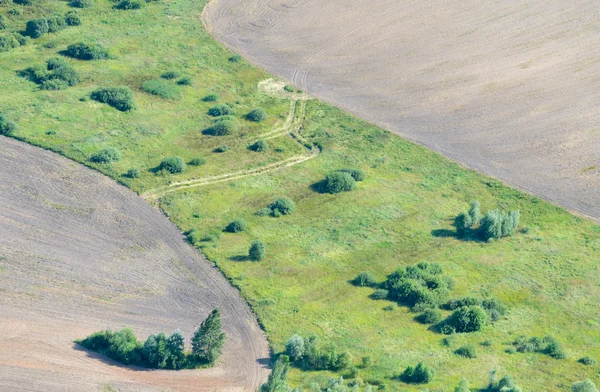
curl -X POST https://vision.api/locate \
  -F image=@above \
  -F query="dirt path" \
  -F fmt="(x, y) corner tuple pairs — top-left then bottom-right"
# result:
(0, 137), (270, 391)
(203, 0), (600, 222)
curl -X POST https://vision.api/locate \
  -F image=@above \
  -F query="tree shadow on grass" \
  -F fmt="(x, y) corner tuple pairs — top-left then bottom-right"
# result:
(309, 180), (327, 194)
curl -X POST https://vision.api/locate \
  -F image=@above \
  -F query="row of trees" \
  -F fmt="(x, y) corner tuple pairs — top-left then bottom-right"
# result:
(456, 201), (520, 241)
(77, 309), (225, 369)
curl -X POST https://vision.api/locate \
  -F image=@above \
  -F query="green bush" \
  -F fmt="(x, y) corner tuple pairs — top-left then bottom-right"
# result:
(0, 15), (7, 30)
(114, 0), (143, 9)
(204, 119), (238, 136)
(246, 108), (267, 122)
(578, 356), (595, 365)
(64, 11), (81, 26)
(202, 94), (218, 102)
(142, 79), (181, 100)
(208, 104), (232, 117)
(455, 345), (477, 358)
(47, 15), (66, 33)
(159, 156), (186, 174)
(228, 54), (242, 63)
(0, 114), (16, 135)
(455, 378), (471, 392)
(91, 87), (136, 111)
(572, 379), (599, 392)
(25, 18), (48, 38)
(0, 35), (19, 52)
(319, 171), (356, 194)
(444, 305), (487, 333)
(370, 289), (389, 300)
(189, 157), (206, 166)
(384, 262), (452, 310)
(285, 335), (350, 371)
(161, 71), (179, 80)
(177, 77), (192, 86)
(13, 0), (34, 5)
(40, 79), (68, 90)
(352, 271), (377, 287)
(20, 58), (79, 88)
(70, 0), (93, 8)
(124, 168), (140, 178)
(400, 362), (435, 384)
(249, 139), (268, 152)
(268, 197), (296, 216)
(337, 168), (365, 181)
(480, 209), (520, 240)
(65, 42), (110, 60)
(11, 33), (28, 46)
(285, 334), (305, 362)
(260, 356), (291, 392)
(225, 219), (247, 233)
(90, 147), (121, 163)
(249, 240), (265, 261)
(513, 335), (565, 359)
(214, 145), (228, 153)
(284, 85), (295, 93)
(416, 309), (442, 324)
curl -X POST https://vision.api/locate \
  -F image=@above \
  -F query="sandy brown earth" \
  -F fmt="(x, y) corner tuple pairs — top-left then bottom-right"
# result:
(0, 137), (270, 391)
(203, 0), (600, 221)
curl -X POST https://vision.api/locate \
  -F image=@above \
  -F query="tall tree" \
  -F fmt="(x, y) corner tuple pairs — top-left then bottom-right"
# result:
(261, 355), (291, 392)
(192, 309), (226, 365)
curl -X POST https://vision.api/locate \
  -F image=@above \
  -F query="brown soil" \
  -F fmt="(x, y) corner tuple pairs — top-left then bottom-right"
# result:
(0, 137), (270, 391)
(203, 0), (600, 221)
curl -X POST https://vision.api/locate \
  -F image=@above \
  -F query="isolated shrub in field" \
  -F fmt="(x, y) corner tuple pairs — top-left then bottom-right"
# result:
(0, 114), (16, 135)
(191, 309), (225, 365)
(455, 378), (471, 392)
(64, 11), (81, 26)
(26, 18), (48, 38)
(142, 79), (181, 100)
(246, 108), (267, 122)
(114, 0), (143, 9)
(578, 356), (595, 365)
(337, 168), (365, 181)
(214, 145), (228, 153)
(225, 219), (247, 233)
(202, 93), (218, 102)
(513, 335), (565, 359)
(249, 240), (265, 261)
(480, 209), (520, 240)
(319, 171), (356, 194)
(352, 271), (377, 287)
(384, 262), (452, 310)
(177, 77), (191, 86)
(284, 85), (295, 93)
(189, 157), (206, 166)
(208, 103), (232, 117)
(455, 212), (473, 238)
(416, 309), (442, 324)
(71, 0), (93, 7)
(159, 156), (186, 173)
(65, 42), (110, 60)
(455, 345), (477, 358)
(90, 147), (121, 163)
(124, 168), (139, 178)
(161, 71), (179, 80)
(205, 119), (238, 136)
(228, 54), (242, 63)
(47, 15), (66, 33)
(400, 362), (435, 384)
(249, 139), (268, 152)
(285, 334), (305, 362)
(572, 379), (599, 392)
(91, 87), (135, 111)
(268, 197), (296, 216)
(370, 289), (389, 300)
(444, 305), (487, 333)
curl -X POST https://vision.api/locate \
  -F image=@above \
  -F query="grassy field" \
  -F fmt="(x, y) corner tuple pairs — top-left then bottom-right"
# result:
(1, 0), (600, 390)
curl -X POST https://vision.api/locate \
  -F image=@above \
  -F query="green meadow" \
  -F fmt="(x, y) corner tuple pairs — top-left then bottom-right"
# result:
(1, 0), (600, 390)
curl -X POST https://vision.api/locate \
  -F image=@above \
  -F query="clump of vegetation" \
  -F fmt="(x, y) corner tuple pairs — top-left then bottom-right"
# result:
(202, 93), (218, 102)
(161, 71), (179, 80)
(158, 156), (186, 174)
(370, 289), (388, 300)
(284, 334), (351, 371)
(399, 362), (435, 384)
(114, 0), (143, 10)
(64, 42), (110, 60)
(47, 15), (67, 33)
(246, 108), (267, 122)
(225, 219), (247, 233)
(91, 87), (136, 111)
(0, 114), (17, 135)
(64, 11), (81, 26)
(249, 240), (265, 261)
(455, 378), (471, 392)
(228, 54), (242, 63)
(0, 15), (7, 30)
(20, 57), (80, 90)
(266, 197), (296, 217)
(487, 370), (522, 392)
(352, 271), (377, 287)
(441, 305), (487, 334)
(208, 104), (232, 117)
(25, 18), (49, 38)
(77, 309), (225, 369)
(283, 85), (295, 93)
(249, 139), (268, 152)
(0, 34), (25, 53)
(260, 355), (291, 392)
(337, 168), (366, 182)
(177, 77), (192, 86)
(455, 201), (520, 241)
(512, 335), (566, 359)
(455, 344), (478, 358)
(70, 0), (93, 8)
(578, 356), (595, 365)
(214, 145), (228, 153)
(204, 118), (239, 136)
(142, 79), (181, 100)
(189, 157), (206, 166)
(415, 308), (442, 324)
(572, 379), (599, 392)
(90, 147), (121, 163)
(443, 296), (506, 323)
(123, 168), (140, 178)
(317, 171), (356, 194)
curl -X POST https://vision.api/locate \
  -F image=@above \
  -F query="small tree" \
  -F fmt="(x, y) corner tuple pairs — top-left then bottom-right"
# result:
(191, 309), (226, 365)
(249, 139), (268, 152)
(246, 108), (267, 122)
(416, 309), (442, 324)
(166, 330), (185, 369)
(455, 212), (473, 238)
(26, 18), (49, 38)
(573, 379), (599, 392)
(64, 11), (81, 26)
(285, 334), (305, 362)
(159, 157), (186, 173)
(0, 114), (16, 135)
(352, 271), (377, 287)
(261, 355), (291, 392)
(225, 219), (247, 233)
(468, 201), (481, 224)
(480, 210), (502, 240)
(446, 305), (487, 333)
(249, 240), (265, 261)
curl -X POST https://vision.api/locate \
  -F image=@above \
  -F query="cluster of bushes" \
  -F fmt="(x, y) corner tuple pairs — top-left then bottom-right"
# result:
(71, 0), (93, 8)
(440, 305), (487, 334)
(225, 219), (246, 233)
(0, 114), (16, 135)
(90, 147), (121, 163)
(384, 262), (453, 310)
(455, 344), (477, 359)
(20, 57), (80, 90)
(256, 197), (296, 217)
(25, 12), (80, 39)
(246, 107), (266, 122)
(443, 296), (506, 323)
(0, 32), (27, 52)
(486, 370), (522, 392)
(512, 335), (566, 359)
(77, 309), (225, 368)
(352, 271), (377, 287)
(249, 139), (268, 152)
(64, 42), (110, 60)
(456, 201), (520, 241)
(91, 87), (136, 111)
(189, 157), (205, 166)
(204, 117), (239, 136)
(208, 103), (232, 117)
(158, 156), (185, 173)
(316, 168), (365, 194)
(285, 334), (352, 372)
(114, 0), (144, 10)
(142, 79), (181, 100)
(249, 240), (265, 261)
(399, 362), (435, 384)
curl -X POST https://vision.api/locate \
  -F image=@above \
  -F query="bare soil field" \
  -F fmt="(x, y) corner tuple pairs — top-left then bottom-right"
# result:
(203, 0), (600, 221)
(0, 137), (269, 391)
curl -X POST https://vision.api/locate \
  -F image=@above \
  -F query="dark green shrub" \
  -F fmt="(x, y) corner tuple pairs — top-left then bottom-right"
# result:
(48, 63), (79, 86)
(47, 15), (67, 33)
(444, 306), (487, 333)
(8, 8), (23, 16)
(268, 197), (296, 216)
(46, 57), (67, 70)
(208, 104), (232, 117)
(455, 345), (477, 358)
(40, 79), (68, 90)
(455, 212), (473, 238)
(285, 334), (305, 361)
(191, 309), (225, 365)
(0, 114), (16, 135)
(124, 168), (140, 178)
(455, 378), (471, 392)
(90, 147), (121, 163)
(384, 262), (452, 310)
(228, 54), (242, 63)
(204, 119), (238, 136)
(416, 309), (442, 324)
(142, 79), (181, 100)
(383, 304), (396, 311)
(444, 297), (481, 310)
(26, 18), (48, 38)
(579, 356), (595, 365)
(13, 0), (34, 5)
(202, 93), (218, 102)
(370, 289), (389, 300)
(249, 139), (268, 152)
(286, 335), (349, 371)
(468, 200), (481, 224)
(337, 168), (365, 181)
(65, 42), (110, 60)
(225, 219), (247, 233)
(161, 71), (179, 79)
(246, 108), (267, 122)
(352, 271), (377, 287)
(21, 58), (79, 88)
(0, 15), (7, 30)
(249, 240), (265, 261)
(260, 356), (291, 392)
(177, 77), (192, 86)
(284, 85), (295, 92)
(159, 156), (186, 173)
(255, 207), (271, 216)
(0, 35), (19, 52)
(319, 171), (356, 194)
(214, 145), (228, 153)
(71, 0), (93, 7)
(12, 33), (28, 46)
(91, 87), (135, 111)
(513, 335), (565, 359)
(114, 0), (143, 9)
(400, 362), (435, 384)
(189, 157), (206, 166)
(64, 11), (81, 26)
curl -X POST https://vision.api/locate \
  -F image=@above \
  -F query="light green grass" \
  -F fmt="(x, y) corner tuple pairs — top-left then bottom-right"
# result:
(1, 0), (599, 390)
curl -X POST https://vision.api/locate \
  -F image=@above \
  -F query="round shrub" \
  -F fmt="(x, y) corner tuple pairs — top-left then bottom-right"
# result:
(208, 104), (232, 117)
(579, 356), (596, 366)
(0, 114), (16, 135)
(225, 219), (247, 233)
(124, 168), (140, 178)
(249, 240), (265, 261)
(71, 0), (93, 8)
(64, 11), (81, 26)
(255, 207), (272, 217)
(249, 139), (268, 152)
(202, 94), (218, 102)
(26, 18), (49, 38)
(337, 168), (365, 181)
(320, 171), (356, 194)
(0, 35), (19, 52)
(246, 108), (267, 122)
(416, 309), (442, 324)
(352, 271), (377, 287)
(46, 16), (66, 33)
(161, 71), (179, 80)
(214, 145), (228, 153)
(269, 197), (295, 216)
(205, 119), (238, 136)
(446, 305), (487, 333)
(177, 77), (192, 86)
(65, 42), (110, 60)
(114, 0), (143, 9)
(91, 87), (135, 111)
(370, 289), (389, 300)
(90, 147), (121, 163)
(159, 156), (185, 174)
(189, 157), (206, 166)
(455, 345), (478, 359)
